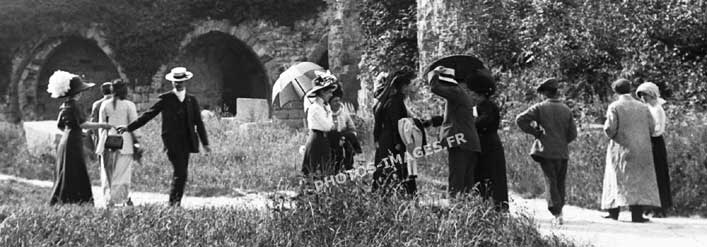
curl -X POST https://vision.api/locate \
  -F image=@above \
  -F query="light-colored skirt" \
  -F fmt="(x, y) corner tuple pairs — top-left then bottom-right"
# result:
(100, 151), (133, 205)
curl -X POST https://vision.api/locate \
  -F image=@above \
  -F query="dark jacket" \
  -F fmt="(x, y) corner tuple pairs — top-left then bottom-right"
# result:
(430, 75), (481, 152)
(373, 93), (408, 162)
(127, 91), (209, 153)
(515, 99), (577, 159)
(475, 99), (503, 151)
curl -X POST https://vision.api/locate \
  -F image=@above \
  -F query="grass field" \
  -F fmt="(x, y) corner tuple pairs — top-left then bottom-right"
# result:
(1, 106), (706, 245)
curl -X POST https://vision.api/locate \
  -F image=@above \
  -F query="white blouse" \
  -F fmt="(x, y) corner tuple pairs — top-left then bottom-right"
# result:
(647, 104), (666, 137)
(96, 99), (138, 154)
(305, 97), (334, 131)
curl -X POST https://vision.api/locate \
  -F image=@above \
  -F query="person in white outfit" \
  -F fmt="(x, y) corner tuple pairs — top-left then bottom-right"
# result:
(96, 79), (138, 207)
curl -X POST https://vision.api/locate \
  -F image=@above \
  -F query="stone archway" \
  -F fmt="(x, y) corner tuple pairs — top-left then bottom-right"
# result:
(21, 36), (121, 120)
(165, 31), (269, 115)
(8, 24), (127, 122)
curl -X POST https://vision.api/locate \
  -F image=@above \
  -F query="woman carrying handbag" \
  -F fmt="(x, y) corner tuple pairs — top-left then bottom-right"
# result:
(96, 79), (139, 207)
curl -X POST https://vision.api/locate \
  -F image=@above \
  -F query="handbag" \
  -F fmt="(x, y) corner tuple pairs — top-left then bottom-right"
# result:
(105, 134), (124, 150)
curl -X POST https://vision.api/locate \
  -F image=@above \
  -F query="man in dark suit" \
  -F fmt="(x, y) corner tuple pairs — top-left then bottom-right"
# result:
(118, 67), (210, 206)
(428, 65), (483, 198)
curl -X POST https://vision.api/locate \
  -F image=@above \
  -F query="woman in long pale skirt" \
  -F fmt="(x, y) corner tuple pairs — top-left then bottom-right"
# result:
(636, 82), (672, 217)
(96, 79), (138, 206)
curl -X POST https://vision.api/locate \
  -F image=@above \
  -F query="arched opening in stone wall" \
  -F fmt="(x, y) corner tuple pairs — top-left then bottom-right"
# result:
(168, 31), (269, 116)
(33, 36), (120, 120)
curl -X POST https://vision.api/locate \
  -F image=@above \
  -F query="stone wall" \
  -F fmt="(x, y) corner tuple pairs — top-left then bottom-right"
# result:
(417, 0), (480, 73)
(328, 0), (363, 109)
(0, 2), (372, 126)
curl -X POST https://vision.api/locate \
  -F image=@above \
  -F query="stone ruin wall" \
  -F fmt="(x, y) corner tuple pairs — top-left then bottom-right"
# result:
(0, 1), (368, 127)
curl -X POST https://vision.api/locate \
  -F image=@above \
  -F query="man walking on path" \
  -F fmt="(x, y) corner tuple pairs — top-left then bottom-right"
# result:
(516, 78), (578, 225)
(118, 67), (210, 207)
(600, 78), (660, 223)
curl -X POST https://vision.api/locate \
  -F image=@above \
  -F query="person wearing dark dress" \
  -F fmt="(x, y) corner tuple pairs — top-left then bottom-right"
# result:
(372, 71), (415, 196)
(302, 72), (338, 176)
(469, 73), (509, 212)
(118, 67), (211, 207)
(46, 70), (113, 206)
(636, 82), (672, 217)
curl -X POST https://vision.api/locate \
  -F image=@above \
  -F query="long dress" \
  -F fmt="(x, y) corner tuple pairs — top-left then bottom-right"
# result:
(49, 99), (94, 205)
(474, 99), (509, 210)
(302, 97), (334, 176)
(96, 99), (138, 205)
(372, 93), (412, 195)
(601, 95), (661, 209)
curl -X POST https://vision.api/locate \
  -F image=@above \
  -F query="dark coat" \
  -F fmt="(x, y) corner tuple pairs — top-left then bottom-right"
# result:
(474, 99), (509, 210)
(127, 91), (209, 153)
(429, 75), (481, 152)
(373, 93), (408, 163)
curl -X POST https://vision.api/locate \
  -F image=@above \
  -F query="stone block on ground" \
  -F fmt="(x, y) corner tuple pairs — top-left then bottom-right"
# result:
(235, 98), (269, 122)
(23, 121), (61, 156)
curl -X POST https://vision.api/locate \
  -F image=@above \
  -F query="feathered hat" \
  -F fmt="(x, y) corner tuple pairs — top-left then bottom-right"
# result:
(46, 70), (95, 98)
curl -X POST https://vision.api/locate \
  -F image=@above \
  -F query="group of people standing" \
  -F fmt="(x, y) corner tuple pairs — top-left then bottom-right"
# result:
(301, 57), (510, 211)
(301, 58), (672, 225)
(46, 59), (672, 224)
(47, 67), (210, 207)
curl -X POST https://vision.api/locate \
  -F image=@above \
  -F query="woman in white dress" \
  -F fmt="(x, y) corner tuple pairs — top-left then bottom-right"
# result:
(96, 79), (138, 206)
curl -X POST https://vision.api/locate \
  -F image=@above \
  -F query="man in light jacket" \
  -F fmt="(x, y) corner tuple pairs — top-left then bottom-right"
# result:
(601, 78), (660, 223)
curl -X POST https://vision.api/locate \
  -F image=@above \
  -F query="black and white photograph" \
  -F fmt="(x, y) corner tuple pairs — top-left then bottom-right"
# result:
(0, 0), (706, 246)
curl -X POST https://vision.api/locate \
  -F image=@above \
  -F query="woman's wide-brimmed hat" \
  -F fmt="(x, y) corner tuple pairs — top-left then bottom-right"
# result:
(374, 70), (414, 101)
(306, 70), (339, 98)
(165, 67), (194, 82)
(47, 70), (96, 98)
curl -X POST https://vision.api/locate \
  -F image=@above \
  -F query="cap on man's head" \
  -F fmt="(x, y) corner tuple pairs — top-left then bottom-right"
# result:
(536, 78), (559, 93)
(101, 82), (113, 95)
(612, 78), (632, 94)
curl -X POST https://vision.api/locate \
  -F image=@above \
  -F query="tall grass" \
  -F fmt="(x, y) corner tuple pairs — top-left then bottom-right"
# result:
(0, 180), (582, 247)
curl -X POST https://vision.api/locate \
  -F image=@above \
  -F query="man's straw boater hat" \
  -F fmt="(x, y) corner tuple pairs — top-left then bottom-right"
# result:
(165, 67), (194, 82)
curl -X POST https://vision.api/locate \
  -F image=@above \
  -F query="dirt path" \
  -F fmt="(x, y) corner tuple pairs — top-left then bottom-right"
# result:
(2, 173), (706, 247)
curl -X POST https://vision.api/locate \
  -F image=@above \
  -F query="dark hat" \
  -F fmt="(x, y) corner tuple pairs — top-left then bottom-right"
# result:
(47, 70), (95, 98)
(536, 78), (559, 92)
(611, 78), (631, 94)
(466, 69), (495, 96)
(65, 77), (96, 97)
(424, 55), (486, 85)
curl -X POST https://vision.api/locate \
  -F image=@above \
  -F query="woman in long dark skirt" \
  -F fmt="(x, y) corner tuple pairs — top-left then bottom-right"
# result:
(469, 71), (509, 211)
(302, 71), (338, 177)
(637, 82), (672, 217)
(372, 71), (415, 196)
(47, 70), (113, 205)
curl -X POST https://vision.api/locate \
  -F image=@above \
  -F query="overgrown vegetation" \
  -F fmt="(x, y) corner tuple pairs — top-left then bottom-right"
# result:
(0, 179), (581, 247)
(0, 0), (326, 86)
